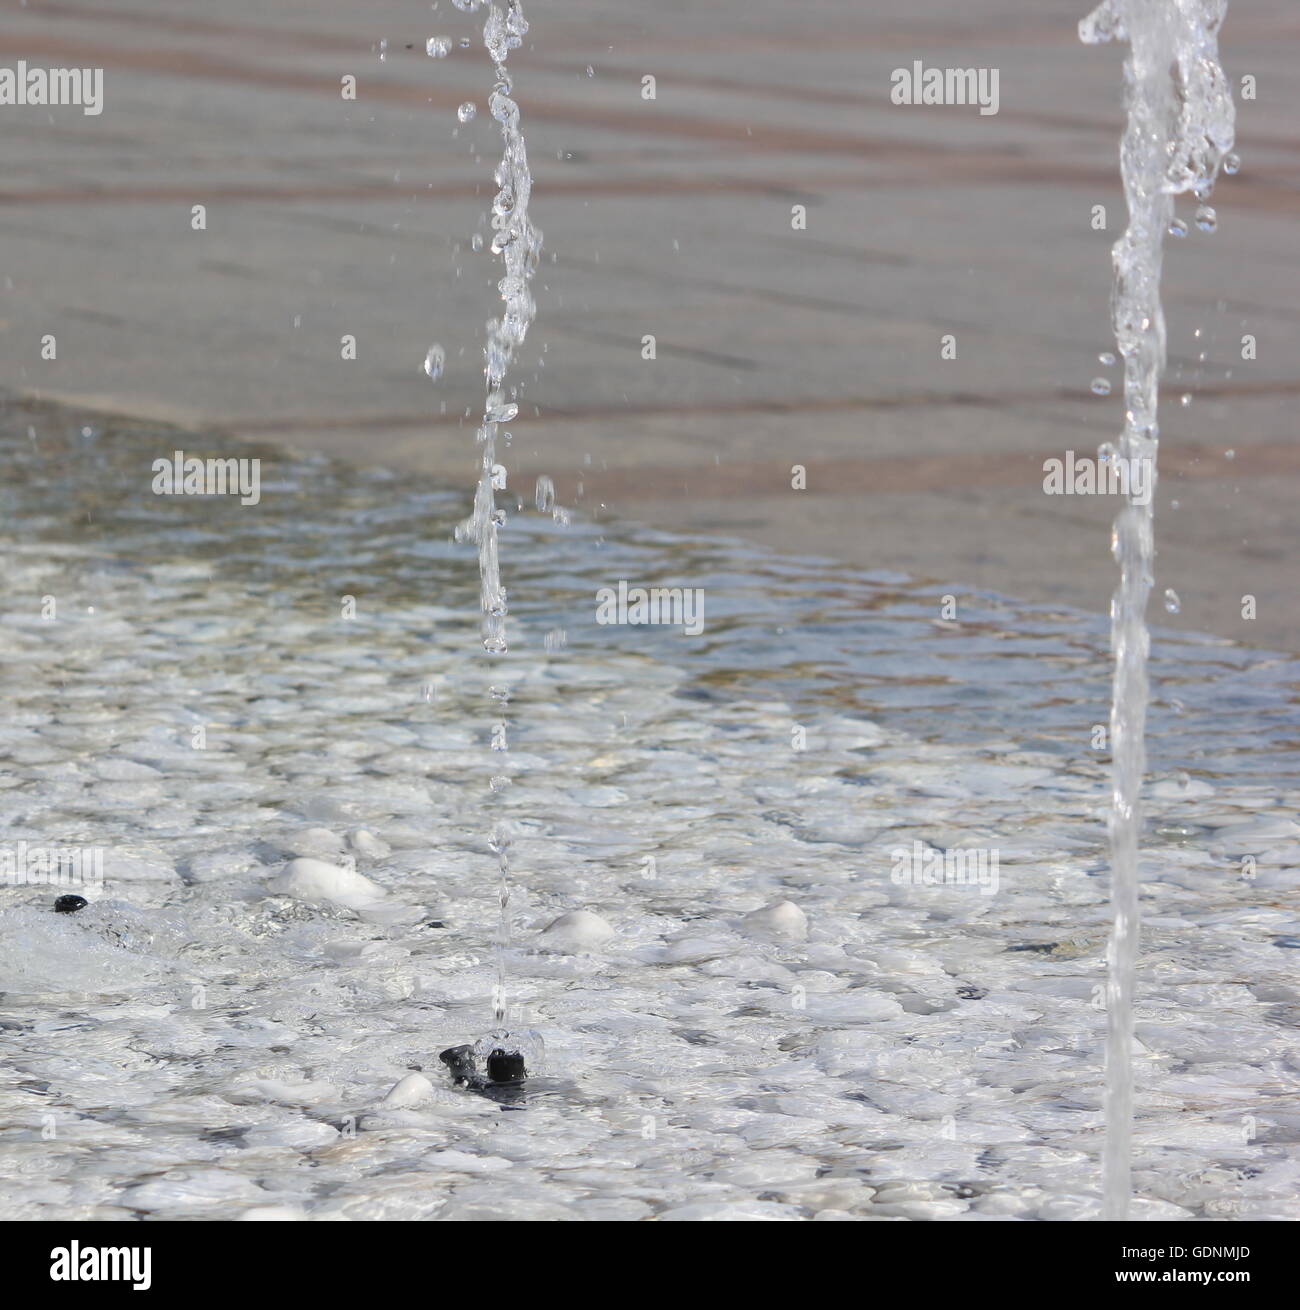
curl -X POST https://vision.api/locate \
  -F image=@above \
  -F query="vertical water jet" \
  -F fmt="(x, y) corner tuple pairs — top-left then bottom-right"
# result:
(1081, 0), (1234, 1220)
(452, 0), (543, 1053)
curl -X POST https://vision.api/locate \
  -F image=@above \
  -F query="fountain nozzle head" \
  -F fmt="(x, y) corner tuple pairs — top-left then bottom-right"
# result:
(438, 1042), (529, 1090)
(485, 1048), (526, 1084)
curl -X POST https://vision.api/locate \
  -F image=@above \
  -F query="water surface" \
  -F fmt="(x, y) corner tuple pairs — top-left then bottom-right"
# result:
(0, 398), (1296, 1220)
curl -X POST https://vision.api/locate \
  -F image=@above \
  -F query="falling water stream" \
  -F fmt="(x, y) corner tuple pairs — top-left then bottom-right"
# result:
(453, 0), (543, 1048)
(1081, 0), (1234, 1219)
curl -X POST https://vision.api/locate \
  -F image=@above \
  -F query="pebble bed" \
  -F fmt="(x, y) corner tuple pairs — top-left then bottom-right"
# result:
(0, 401), (1297, 1221)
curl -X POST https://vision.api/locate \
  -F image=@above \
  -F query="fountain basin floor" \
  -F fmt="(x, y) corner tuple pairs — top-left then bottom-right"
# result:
(0, 403), (1297, 1221)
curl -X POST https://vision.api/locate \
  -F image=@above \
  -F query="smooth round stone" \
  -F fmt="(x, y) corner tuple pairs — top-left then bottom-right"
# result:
(713, 1153), (818, 1188)
(742, 899), (808, 940)
(538, 909), (614, 952)
(241, 1120), (339, 1150)
(238, 1205), (308, 1221)
(287, 827), (346, 860)
(657, 1200), (803, 1221)
(267, 857), (389, 914)
(380, 1072), (435, 1107)
(428, 1150), (512, 1174)
(348, 829), (391, 860)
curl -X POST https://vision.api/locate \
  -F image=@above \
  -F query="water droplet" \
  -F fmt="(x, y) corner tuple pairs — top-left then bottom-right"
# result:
(378, 39), (388, 63)
(1195, 205), (1218, 233)
(586, 65), (595, 77)
(457, 101), (477, 122)
(1224, 448), (1235, 460)
(1090, 377), (1111, 396)
(535, 475), (555, 512)
(1168, 217), (1188, 238)
(471, 233), (484, 251)
(1223, 152), (1241, 175)
(1163, 589), (1181, 614)
(459, 37), (472, 47)
(426, 35), (452, 57)
(1179, 393), (1191, 407)
(1098, 441), (1118, 465)
(1098, 351), (1116, 367)
(1078, 6), (1126, 44)
(423, 344), (446, 381)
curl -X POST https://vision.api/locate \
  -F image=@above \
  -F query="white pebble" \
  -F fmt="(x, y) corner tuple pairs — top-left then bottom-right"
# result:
(538, 909), (614, 952)
(381, 1072), (435, 1107)
(287, 827), (346, 860)
(742, 899), (808, 940)
(267, 857), (389, 915)
(348, 829), (391, 860)
(239, 1205), (308, 1221)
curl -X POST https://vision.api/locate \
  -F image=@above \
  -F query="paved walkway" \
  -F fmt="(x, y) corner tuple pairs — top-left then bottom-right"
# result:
(1, 0), (1296, 646)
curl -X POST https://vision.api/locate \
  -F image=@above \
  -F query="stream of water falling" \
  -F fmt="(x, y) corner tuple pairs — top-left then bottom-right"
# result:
(1081, 0), (1234, 1220)
(453, 0), (543, 1042)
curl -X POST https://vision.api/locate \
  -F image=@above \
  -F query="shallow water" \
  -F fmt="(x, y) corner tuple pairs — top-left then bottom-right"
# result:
(0, 399), (1297, 1221)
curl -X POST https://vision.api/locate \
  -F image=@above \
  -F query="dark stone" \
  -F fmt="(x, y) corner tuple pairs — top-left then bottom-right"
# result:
(54, 895), (88, 914)
(438, 1044), (479, 1085)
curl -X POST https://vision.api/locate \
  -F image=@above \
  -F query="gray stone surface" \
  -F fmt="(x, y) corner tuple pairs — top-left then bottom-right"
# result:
(0, 0), (1295, 645)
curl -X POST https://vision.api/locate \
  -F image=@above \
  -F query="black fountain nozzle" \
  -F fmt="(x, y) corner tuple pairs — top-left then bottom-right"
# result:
(54, 895), (87, 914)
(485, 1048), (526, 1084)
(438, 1042), (529, 1090)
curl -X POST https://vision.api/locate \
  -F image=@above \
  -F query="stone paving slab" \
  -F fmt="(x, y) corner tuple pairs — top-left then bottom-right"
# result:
(0, 0), (1295, 648)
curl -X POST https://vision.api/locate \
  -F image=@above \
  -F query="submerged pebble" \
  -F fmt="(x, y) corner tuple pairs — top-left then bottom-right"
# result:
(537, 909), (614, 952)
(381, 1072), (435, 1107)
(266, 857), (418, 924)
(742, 899), (808, 940)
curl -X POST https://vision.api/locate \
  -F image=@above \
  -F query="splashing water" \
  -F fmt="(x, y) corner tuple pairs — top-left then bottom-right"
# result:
(1081, 0), (1234, 1220)
(457, 0), (541, 656)
(452, 0), (543, 1050)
